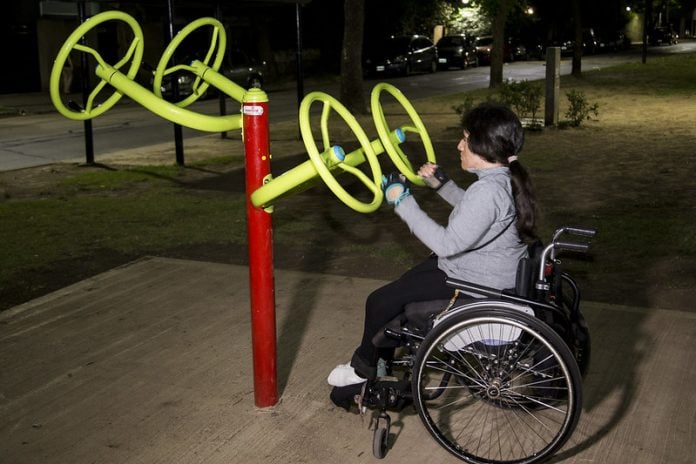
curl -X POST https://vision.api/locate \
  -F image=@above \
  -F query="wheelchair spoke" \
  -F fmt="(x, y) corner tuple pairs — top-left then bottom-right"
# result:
(413, 308), (582, 464)
(426, 355), (488, 390)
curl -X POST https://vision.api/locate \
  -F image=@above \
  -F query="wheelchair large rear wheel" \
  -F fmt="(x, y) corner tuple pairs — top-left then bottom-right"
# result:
(412, 307), (582, 464)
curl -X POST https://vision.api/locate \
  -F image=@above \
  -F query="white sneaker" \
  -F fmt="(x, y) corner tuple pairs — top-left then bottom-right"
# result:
(327, 363), (366, 387)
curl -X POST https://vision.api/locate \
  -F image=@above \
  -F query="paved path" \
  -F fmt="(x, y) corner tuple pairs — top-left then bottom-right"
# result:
(1, 258), (694, 463)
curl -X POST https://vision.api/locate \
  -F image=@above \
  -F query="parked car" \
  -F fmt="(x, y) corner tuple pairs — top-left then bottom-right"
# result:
(364, 35), (438, 76)
(507, 37), (528, 61)
(219, 49), (266, 90)
(517, 34), (545, 60)
(136, 46), (267, 103)
(649, 26), (678, 45)
(595, 31), (631, 52)
(473, 36), (517, 65)
(546, 39), (575, 57)
(435, 35), (478, 69)
(576, 29), (599, 55)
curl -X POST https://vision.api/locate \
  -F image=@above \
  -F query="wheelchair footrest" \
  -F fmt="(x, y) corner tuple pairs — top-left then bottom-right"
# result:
(361, 378), (412, 411)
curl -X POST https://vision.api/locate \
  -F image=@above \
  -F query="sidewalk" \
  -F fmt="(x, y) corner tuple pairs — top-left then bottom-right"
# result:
(1, 257), (695, 463)
(0, 91), (72, 118)
(0, 72), (329, 119)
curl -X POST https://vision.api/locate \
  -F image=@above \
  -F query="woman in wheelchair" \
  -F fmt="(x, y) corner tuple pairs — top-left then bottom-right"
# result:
(328, 102), (538, 398)
(328, 103), (596, 464)
(327, 102), (596, 464)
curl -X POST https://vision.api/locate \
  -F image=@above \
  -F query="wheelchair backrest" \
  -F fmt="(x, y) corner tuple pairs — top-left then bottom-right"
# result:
(514, 240), (543, 298)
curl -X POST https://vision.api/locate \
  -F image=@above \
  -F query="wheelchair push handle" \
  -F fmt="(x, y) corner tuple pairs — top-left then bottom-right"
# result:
(538, 235), (594, 286)
(564, 226), (597, 238)
(550, 225), (596, 261)
(553, 226), (597, 241)
(554, 240), (591, 253)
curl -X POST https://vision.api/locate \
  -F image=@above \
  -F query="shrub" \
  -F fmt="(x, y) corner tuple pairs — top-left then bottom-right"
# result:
(452, 95), (476, 118)
(452, 80), (543, 128)
(565, 90), (599, 127)
(498, 79), (543, 123)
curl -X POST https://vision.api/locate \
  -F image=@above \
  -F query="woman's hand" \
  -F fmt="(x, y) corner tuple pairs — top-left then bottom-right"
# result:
(418, 162), (449, 190)
(382, 173), (411, 206)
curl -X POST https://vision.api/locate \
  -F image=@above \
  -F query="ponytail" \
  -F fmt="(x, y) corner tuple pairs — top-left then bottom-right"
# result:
(508, 159), (538, 243)
(462, 102), (538, 243)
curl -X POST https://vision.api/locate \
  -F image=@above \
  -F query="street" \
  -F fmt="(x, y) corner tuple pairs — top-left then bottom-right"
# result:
(1, 41), (694, 171)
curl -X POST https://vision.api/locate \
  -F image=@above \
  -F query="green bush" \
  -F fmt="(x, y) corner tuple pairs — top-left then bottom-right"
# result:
(453, 80), (543, 128)
(498, 79), (543, 124)
(565, 89), (599, 127)
(452, 95), (476, 118)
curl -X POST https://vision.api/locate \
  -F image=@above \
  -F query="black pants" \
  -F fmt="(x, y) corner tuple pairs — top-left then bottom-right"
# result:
(352, 255), (459, 378)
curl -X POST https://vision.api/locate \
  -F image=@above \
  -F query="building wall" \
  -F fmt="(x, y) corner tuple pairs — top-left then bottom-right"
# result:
(1, 2), (42, 93)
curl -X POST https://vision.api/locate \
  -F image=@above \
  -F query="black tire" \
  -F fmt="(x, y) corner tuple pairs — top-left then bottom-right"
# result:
(412, 307), (582, 464)
(430, 59), (437, 73)
(373, 426), (389, 459)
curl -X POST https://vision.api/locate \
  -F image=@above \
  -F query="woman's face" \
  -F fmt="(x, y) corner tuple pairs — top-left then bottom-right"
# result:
(457, 130), (502, 170)
(458, 131), (480, 170)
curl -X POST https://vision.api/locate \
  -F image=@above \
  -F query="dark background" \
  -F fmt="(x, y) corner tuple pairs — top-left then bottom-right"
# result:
(2, 0), (695, 94)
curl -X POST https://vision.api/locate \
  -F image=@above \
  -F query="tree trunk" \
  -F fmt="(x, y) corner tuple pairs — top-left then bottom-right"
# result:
(489, 0), (512, 88)
(570, 0), (584, 77)
(642, 0), (653, 64)
(339, 0), (366, 114)
(571, 0), (582, 76)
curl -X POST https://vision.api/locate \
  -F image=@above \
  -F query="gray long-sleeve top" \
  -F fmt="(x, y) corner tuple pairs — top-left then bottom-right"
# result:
(395, 166), (527, 291)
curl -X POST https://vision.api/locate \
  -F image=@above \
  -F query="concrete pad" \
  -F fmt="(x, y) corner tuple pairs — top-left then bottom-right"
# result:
(1, 257), (694, 463)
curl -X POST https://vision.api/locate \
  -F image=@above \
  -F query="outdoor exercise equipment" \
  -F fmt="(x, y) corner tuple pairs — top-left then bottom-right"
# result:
(250, 84), (437, 213)
(251, 91), (390, 213)
(50, 10), (437, 408)
(50, 13), (242, 132)
(152, 17), (227, 107)
(49, 10), (145, 120)
(370, 82), (436, 186)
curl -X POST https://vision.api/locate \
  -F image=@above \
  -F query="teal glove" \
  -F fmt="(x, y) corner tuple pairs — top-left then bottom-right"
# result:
(381, 172), (411, 206)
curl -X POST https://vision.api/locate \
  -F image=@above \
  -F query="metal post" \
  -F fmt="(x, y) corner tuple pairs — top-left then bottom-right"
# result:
(544, 47), (560, 127)
(242, 89), (277, 408)
(77, 1), (94, 164)
(295, 3), (305, 113)
(166, 0), (185, 165)
(215, 3), (228, 139)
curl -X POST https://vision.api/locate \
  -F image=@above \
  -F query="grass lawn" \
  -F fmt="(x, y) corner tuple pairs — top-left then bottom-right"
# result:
(1, 54), (695, 312)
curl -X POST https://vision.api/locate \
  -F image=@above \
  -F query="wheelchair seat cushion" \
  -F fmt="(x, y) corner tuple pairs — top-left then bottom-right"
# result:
(371, 297), (476, 349)
(404, 299), (454, 332)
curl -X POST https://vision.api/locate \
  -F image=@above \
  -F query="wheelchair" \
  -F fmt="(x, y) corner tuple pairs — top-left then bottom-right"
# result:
(356, 226), (597, 464)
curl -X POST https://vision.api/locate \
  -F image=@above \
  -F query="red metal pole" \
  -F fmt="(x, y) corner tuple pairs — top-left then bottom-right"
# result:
(242, 89), (277, 407)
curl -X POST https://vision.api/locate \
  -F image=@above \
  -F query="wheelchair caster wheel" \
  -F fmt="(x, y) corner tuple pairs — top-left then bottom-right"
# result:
(372, 412), (391, 459)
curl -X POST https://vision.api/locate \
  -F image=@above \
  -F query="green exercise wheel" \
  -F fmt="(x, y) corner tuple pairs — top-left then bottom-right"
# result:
(153, 17), (226, 107)
(49, 10), (144, 120)
(371, 82), (437, 186)
(299, 92), (384, 214)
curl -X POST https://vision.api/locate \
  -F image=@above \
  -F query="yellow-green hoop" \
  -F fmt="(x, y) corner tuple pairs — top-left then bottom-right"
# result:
(152, 17), (227, 107)
(49, 10), (144, 120)
(370, 82), (437, 186)
(299, 92), (384, 213)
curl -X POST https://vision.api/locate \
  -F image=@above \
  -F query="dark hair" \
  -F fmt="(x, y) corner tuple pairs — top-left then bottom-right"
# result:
(461, 102), (538, 243)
